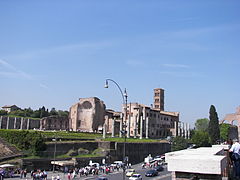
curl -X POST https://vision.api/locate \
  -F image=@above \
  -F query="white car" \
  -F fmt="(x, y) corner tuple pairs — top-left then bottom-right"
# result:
(129, 173), (142, 180)
(125, 169), (135, 177)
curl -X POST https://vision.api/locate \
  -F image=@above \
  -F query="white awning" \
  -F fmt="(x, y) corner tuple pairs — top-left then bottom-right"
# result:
(0, 164), (15, 168)
(51, 160), (77, 167)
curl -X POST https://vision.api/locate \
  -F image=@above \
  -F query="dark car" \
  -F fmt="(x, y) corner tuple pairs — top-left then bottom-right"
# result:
(154, 165), (164, 172)
(145, 169), (158, 177)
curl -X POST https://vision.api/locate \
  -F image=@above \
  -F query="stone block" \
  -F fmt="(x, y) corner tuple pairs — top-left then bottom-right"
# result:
(166, 146), (227, 175)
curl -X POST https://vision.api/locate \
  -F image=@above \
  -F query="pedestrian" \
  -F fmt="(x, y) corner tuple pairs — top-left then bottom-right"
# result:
(23, 169), (27, 178)
(20, 169), (24, 179)
(56, 174), (60, 180)
(229, 138), (240, 178)
(67, 172), (71, 180)
(43, 170), (47, 180)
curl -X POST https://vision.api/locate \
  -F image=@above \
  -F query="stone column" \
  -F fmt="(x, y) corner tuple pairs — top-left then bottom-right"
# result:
(182, 122), (185, 138)
(140, 116), (143, 139)
(174, 121), (178, 137)
(27, 118), (30, 130)
(0, 116), (2, 129)
(14, 117), (17, 129)
(178, 122), (181, 137)
(134, 115), (137, 138)
(187, 123), (190, 139)
(146, 117), (149, 139)
(20, 117), (23, 130)
(6, 116), (10, 129)
(127, 113), (131, 138)
(112, 118), (115, 137)
(119, 117), (123, 138)
(185, 123), (188, 139)
(179, 122), (182, 137)
(103, 124), (106, 139)
(142, 107), (146, 138)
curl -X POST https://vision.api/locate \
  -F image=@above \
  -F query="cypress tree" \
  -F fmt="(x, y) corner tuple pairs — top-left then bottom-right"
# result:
(208, 105), (220, 144)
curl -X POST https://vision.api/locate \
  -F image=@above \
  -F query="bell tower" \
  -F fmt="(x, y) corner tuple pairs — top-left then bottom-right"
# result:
(154, 88), (164, 111)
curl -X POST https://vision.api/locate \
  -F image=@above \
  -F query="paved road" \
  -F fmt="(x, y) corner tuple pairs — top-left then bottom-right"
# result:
(7, 163), (172, 180)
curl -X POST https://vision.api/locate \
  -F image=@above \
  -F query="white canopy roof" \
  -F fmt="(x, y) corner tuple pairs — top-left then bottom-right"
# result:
(51, 160), (77, 167)
(0, 164), (15, 168)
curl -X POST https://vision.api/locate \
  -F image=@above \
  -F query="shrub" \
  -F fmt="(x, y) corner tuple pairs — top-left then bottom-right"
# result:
(66, 149), (78, 156)
(191, 130), (211, 147)
(0, 129), (46, 155)
(77, 148), (89, 155)
(171, 136), (188, 151)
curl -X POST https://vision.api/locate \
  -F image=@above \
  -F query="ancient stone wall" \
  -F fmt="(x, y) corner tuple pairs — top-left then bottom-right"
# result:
(0, 116), (40, 130)
(41, 141), (99, 157)
(20, 141), (170, 170)
(228, 125), (238, 140)
(0, 116), (69, 131)
(114, 142), (170, 164)
(69, 97), (106, 132)
(41, 141), (170, 164)
(40, 116), (69, 130)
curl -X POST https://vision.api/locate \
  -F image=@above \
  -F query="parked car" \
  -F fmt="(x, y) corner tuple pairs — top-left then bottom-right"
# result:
(129, 173), (142, 180)
(145, 169), (158, 177)
(111, 160), (124, 168)
(126, 169), (135, 177)
(154, 165), (164, 172)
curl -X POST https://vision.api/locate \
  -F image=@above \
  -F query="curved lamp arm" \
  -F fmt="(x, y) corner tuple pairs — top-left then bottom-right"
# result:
(105, 79), (127, 104)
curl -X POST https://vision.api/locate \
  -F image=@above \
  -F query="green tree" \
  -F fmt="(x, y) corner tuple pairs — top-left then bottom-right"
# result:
(191, 130), (211, 147)
(0, 110), (7, 116)
(58, 110), (69, 117)
(208, 105), (220, 144)
(32, 109), (40, 118)
(171, 136), (188, 151)
(9, 110), (25, 117)
(23, 108), (33, 117)
(50, 108), (58, 116)
(40, 106), (48, 118)
(220, 123), (231, 142)
(195, 118), (209, 131)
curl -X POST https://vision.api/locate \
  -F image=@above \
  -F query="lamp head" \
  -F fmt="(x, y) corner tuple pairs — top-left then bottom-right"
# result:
(104, 80), (109, 88)
(124, 88), (128, 98)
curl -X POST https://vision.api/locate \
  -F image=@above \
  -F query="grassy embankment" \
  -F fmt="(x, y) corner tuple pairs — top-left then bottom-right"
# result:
(0, 129), (162, 159)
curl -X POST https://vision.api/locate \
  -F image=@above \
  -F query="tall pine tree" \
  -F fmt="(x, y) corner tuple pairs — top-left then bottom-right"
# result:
(208, 105), (220, 145)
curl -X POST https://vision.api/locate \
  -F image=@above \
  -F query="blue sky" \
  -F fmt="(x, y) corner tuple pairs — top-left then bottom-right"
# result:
(0, 0), (239, 127)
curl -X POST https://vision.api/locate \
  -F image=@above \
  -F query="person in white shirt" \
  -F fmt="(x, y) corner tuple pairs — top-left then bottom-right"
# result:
(229, 138), (240, 178)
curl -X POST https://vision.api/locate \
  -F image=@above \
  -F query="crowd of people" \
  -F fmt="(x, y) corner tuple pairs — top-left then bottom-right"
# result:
(62, 163), (124, 179)
(0, 162), (129, 180)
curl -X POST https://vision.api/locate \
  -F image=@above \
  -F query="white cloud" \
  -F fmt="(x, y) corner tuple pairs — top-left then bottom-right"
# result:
(3, 41), (112, 61)
(163, 64), (190, 68)
(0, 59), (48, 89)
(159, 71), (205, 78)
(39, 83), (49, 89)
(0, 59), (32, 79)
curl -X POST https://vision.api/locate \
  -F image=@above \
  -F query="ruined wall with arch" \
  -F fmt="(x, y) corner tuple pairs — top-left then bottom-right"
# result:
(221, 106), (240, 140)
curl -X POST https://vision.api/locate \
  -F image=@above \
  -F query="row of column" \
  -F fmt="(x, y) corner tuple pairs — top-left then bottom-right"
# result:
(177, 121), (190, 139)
(108, 117), (190, 139)
(0, 116), (31, 130)
(109, 113), (149, 139)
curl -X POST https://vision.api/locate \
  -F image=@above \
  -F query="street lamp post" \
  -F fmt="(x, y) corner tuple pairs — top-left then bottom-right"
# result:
(105, 79), (128, 180)
(52, 137), (57, 173)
